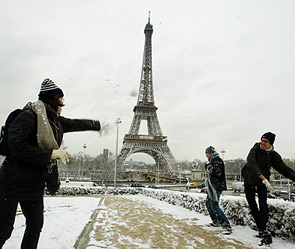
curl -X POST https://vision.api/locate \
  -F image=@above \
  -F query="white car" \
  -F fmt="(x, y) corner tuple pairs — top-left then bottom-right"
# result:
(232, 181), (244, 192)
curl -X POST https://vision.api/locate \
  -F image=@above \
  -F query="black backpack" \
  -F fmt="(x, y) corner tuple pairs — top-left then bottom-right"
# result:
(0, 109), (23, 156)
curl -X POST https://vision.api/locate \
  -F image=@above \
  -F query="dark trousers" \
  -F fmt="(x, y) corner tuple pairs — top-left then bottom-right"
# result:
(244, 182), (269, 232)
(206, 190), (231, 228)
(0, 198), (44, 249)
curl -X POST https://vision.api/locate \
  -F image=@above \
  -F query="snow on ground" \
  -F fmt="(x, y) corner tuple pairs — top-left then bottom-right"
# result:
(3, 195), (295, 249)
(3, 196), (101, 249)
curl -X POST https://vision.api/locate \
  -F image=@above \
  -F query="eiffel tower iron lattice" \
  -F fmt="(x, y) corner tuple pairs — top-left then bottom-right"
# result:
(117, 16), (176, 172)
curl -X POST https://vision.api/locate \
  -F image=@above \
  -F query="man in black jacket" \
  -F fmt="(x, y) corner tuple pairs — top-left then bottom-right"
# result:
(0, 79), (102, 249)
(204, 146), (232, 235)
(242, 132), (295, 246)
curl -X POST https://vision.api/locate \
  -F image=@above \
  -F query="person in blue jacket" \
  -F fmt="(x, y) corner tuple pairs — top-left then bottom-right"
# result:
(204, 146), (232, 235)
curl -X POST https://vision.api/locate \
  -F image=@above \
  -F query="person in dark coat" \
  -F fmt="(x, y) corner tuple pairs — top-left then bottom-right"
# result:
(204, 146), (232, 234)
(0, 78), (102, 249)
(242, 132), (295, 246)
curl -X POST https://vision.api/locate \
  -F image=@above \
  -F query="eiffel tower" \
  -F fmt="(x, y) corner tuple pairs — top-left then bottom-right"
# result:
(118, 15), (176, 172)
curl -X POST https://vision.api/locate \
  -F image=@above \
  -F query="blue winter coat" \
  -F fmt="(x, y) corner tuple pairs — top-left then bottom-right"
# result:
(242, 142), (295, 186)
(205, 152), (227, 191)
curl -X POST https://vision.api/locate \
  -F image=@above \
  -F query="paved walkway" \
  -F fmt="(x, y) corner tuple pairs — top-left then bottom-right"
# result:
(75, 195), (250, 249)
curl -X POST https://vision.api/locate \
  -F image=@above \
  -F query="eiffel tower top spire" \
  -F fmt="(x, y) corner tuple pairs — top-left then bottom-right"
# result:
(137, 12), (155, 107)
(145, 11), (152, 34)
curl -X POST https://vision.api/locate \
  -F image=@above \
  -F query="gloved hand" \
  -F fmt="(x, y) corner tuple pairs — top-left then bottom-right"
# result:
(51, 147), (72, 164)
(262, 179), (274, 192)
(99, 122), (110, 136)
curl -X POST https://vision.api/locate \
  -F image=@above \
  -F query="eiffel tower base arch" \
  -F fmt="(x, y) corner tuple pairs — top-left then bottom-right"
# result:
(117, 135), (176, 172)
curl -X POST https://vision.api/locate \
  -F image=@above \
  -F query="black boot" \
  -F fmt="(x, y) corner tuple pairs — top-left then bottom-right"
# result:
(259, 232), (272, 246)
(207, 222), (221, 227)
(221, 226), (232, 235)
(255, 231), (264, 238)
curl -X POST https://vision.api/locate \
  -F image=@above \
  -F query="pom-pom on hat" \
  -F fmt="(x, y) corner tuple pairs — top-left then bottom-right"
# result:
(38, 78), (64, 101)
(205, 146), (216, 154)
(261, 132), (276, 145)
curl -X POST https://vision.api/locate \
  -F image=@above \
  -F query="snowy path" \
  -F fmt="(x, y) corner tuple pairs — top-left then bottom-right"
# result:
(84, 195), (249, 248)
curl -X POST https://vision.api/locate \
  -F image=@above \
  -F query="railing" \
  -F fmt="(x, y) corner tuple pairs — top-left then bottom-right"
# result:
(124, 134), (167, 142)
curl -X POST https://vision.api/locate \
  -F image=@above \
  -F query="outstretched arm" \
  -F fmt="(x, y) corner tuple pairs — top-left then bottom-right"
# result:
(58, 116), (100, 133)
(272, 152), (295, 182)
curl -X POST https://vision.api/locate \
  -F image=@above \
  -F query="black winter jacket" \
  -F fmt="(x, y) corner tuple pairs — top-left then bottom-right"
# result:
(242, 142), (295, 186)
(0, 106), (100, 200)
(206, 153), (227, 191)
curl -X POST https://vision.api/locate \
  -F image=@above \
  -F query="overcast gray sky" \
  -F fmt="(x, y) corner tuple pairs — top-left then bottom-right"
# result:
(1, 0), (295, 163)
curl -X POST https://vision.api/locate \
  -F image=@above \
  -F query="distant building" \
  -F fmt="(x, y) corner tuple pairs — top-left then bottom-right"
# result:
(123, 158), (145, 167)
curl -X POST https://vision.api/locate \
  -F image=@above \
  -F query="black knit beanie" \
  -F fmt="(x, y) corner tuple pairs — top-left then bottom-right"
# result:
(205, 146), (216, 154)
(261, 132), (276, 145)
(38, 78), (64, 101)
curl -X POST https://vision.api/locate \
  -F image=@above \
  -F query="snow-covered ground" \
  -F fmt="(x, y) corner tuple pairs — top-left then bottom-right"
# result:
(3, 195), (295, 249)
(3, 196), (100, 249)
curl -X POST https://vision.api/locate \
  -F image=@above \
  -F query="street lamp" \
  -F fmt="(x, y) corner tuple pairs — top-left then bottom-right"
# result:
(157, 156), (160, 185)
(82, 143), (87, 180)
(83, 143), (87, 157)
(78, 151), (83, 179)
(220, 149), (226, 160)
(114, 118), (122, 187)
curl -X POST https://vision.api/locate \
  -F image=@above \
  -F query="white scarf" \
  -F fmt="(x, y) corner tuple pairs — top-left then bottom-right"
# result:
(260, 144), (274, 152)
(206, 152), (220, 202)
(31, 100), (59, 150)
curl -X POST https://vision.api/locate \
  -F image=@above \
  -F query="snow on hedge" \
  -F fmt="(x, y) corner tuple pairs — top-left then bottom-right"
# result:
(54, 186), (141, 196)
(51, 186), (295, 242)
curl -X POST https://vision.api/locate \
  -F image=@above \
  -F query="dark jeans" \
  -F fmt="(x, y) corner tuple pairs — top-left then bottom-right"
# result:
(206, 190), (231, 228)
(244, 182), (269, 232)
(0, 198), (44, 249)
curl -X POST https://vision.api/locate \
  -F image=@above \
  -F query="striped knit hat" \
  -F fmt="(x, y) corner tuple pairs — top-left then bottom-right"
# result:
(38, 78), (64, 101)
(205, 146), (216, 154)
